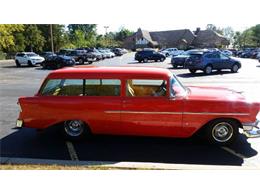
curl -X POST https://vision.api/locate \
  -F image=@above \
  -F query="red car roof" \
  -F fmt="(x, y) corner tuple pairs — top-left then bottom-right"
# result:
(48, 66), (172, 79)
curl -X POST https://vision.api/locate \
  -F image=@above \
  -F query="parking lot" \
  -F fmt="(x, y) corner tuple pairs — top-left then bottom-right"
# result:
(1, 52), (260, 168)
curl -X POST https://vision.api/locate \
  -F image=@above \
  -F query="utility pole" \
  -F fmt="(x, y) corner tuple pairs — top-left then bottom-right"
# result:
(104, 26), (109, 35)
(50, 24), (54, 52)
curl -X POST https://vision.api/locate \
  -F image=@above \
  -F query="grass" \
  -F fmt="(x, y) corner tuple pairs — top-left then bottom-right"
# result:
(0, 164), (150, 170)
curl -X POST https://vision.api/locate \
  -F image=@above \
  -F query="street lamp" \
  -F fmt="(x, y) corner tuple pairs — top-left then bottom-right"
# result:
(50, 24), (54, 52)
(104, 26), (109, 34)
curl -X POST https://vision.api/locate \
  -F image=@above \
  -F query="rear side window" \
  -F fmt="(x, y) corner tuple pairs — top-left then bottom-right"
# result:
(85, 79), (121, 96)
(40, 79), (120, 96)
(189, 54), (202, 60)
(40, 79), (83, 96)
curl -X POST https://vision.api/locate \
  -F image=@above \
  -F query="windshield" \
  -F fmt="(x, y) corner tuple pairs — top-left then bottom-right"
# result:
(170, 75), (187, 97)
(27, 53), (38, 57)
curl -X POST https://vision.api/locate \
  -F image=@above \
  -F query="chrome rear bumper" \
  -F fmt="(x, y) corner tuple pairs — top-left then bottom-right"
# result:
(242, 120), (260, 138)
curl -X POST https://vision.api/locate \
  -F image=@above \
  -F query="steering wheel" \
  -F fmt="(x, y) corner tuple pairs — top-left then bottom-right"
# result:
(154, 81), (166, 96)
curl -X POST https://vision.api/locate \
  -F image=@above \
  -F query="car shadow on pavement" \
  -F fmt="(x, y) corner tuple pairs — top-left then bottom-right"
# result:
(0, 127), (71, 160)
(177, 71), (235, 78)
(0, 127), (257, 166)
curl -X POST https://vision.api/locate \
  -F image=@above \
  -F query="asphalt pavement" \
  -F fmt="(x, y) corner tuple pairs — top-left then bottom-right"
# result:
(1, 53), (260, 169)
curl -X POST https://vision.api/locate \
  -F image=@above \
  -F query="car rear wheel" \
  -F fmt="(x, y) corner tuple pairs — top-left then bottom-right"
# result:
(204, 65), (212, 74)
(143, 58), (148, 63)
(138, 60), (141, 63)
(63, 120), (90, 140)
(231, 64), (239, 73)
(15, 60), (21, 67)
(189, 69), (197, 74)
(78, 58), (84, 65)
(205, 119), (238, 145)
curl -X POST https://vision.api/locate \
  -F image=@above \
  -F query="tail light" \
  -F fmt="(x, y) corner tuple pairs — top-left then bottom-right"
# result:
(17, 101), (22, 112)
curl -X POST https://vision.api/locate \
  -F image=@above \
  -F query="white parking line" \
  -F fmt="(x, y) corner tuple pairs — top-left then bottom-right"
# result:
(66, 141), (79, 161)
(221, 147), (247, 159)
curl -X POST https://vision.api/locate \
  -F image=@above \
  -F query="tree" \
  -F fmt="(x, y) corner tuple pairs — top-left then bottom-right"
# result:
(0, 24), (24, 51)
(251, 24), (260, 47)
(23, 25), (45, 52)
(114, 27), (134, 42)
(37, 24), (69, 52)
(222, 27), (235, 45)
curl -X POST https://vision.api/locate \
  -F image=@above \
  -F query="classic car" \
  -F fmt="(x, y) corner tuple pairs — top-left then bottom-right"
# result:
(16, 67), (260, 145)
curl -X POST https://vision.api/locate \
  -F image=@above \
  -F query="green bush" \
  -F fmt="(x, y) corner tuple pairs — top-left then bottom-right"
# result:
(0, 51), (7, 60)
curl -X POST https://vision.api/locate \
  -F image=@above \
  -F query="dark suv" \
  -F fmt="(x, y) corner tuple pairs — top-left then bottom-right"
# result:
(185, 51), (241, 74)
(135, 50), (166, 63)
(59, 49), (95, 64)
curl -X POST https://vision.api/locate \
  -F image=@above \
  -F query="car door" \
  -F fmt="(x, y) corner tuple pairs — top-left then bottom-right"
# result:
(219, 53), (232, 69)
(121, 78), (184, 137)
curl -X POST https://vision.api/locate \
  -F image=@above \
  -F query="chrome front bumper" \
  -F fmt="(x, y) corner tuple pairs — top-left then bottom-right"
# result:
(242, 120), (260, 138)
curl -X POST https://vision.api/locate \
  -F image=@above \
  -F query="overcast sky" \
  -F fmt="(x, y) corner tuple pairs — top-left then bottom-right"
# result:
(1, 0), (259, 34)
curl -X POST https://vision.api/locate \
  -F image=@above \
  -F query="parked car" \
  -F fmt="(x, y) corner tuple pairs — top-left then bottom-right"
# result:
(171, 49), (207, 68)
(98, 49), (115, 58)
(16, 67), (260, 145)
(15, 52), (45, 67)
(161, 48), (184, 57)
(135, 50), (166, 63)
(111, 48), (124, 56)
(257, 52), (260, 62)
(63, 49), (95, 64)
(221, 50), (233, 57)
(185, 51), (241, 74)
(41, 55), (75, 69)
(40, 51), (55, 60)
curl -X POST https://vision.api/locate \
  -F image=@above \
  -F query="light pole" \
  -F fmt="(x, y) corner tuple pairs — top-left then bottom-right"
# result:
(50, 24), (54, 52)
(104, 26), (109, 35)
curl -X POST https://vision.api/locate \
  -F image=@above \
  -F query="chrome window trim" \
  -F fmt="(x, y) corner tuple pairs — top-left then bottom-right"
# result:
(104, 111), (249, 116)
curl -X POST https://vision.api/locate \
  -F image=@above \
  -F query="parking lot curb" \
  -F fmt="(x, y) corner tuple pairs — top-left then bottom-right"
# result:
(0, 59), (14, 65)
(1, 157), (258, 170)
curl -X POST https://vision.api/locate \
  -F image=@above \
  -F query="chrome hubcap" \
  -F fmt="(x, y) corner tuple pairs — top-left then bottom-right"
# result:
(206, 66), (212, 74)
(233, 65), (238, 72)
(212, 122), (233, 142)
(64, 120), (84, 137)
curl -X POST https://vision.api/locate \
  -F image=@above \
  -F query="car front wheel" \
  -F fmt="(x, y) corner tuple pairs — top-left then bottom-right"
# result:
(28, 60), (33, 66)
(189, 69), (197, 74)
(204, 65), (212, 74)
(160, 57), (165, 62)
(205, 119), (238, 145)
(231, 64), (239, 73)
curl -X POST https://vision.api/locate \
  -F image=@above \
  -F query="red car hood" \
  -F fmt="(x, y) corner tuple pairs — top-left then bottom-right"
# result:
(186, 86), (245, 101)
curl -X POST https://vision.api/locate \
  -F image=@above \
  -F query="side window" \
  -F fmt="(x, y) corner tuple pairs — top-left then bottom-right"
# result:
(59, 79), (84, 96)
(126, 79), (167, 97)
(204, 54), (212, 58)
(85, 79), (121, 96)
(40, 79), (63, 96)
(220, 53), (229, 59)
(40, 79), (83, 96)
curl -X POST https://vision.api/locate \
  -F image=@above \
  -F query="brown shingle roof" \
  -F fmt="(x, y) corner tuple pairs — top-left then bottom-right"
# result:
(150, 29), (195, 47)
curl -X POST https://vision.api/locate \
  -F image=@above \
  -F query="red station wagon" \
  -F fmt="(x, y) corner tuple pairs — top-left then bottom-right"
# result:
(16, 67), (260, 145)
